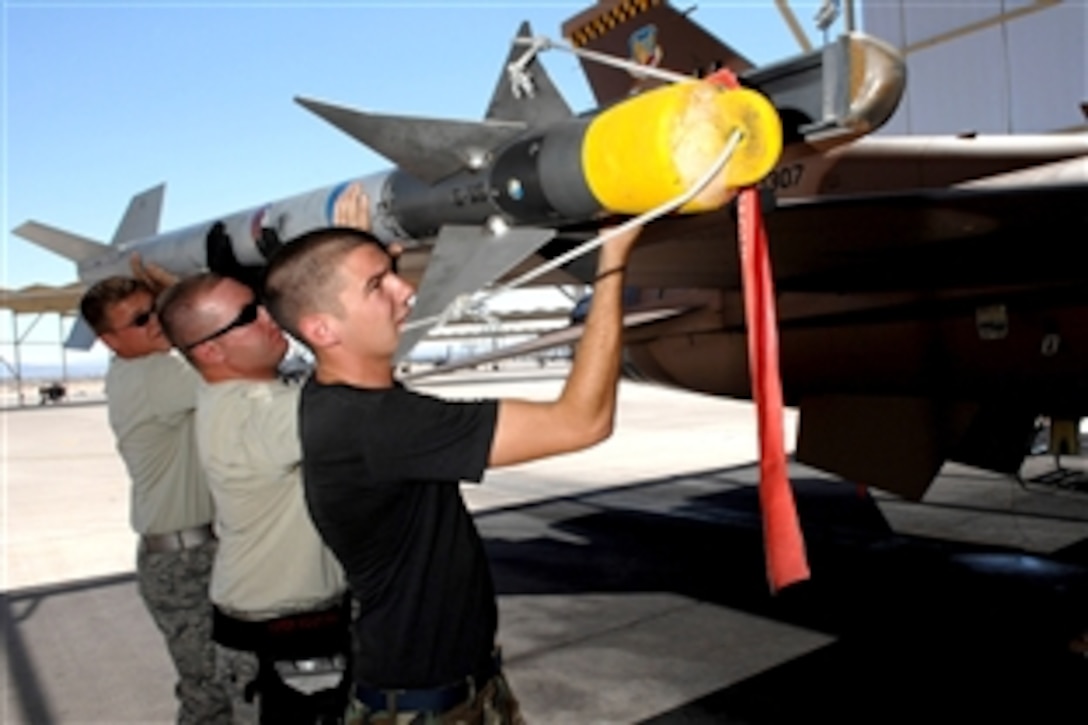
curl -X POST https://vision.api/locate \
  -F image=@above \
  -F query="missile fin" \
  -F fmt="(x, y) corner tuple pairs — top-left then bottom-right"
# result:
(561, 0), (754, 106)
(64, 318), (98, 351)
(11, 221), (107, 263)
(394, 224), (556, 362)
(110, 183), (165, 245)
(296, 97), (526, 184)
(484, 21), (573, 126)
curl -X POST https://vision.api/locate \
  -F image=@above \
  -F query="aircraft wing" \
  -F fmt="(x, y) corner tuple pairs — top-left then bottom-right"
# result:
(500, 132), (1084, 501)
(620, 177), (1088, 295)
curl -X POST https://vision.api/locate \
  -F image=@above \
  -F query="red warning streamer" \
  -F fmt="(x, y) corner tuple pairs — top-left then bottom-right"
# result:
(736, 190), (810, 592)
(709, 69), (810, 593)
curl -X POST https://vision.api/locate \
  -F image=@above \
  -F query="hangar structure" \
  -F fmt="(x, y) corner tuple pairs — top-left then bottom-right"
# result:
(862, 0), (1086, 135)
(0, 283), (86, 405)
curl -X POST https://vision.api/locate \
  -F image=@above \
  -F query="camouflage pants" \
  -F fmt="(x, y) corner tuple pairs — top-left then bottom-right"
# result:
(344, 673), (526, 725)
(215, 644), (261, 725)
(136, 538), (232, 725)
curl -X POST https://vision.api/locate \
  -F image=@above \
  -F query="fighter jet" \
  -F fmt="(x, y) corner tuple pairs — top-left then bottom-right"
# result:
(13, 0), (1086, 507)
(410, 0), (1088, 503)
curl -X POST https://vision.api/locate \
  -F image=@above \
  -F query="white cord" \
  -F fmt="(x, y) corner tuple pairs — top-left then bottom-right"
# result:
(509, 34), (695, 88)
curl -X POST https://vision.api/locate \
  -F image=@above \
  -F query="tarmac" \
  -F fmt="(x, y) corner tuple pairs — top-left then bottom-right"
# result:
(3, 363), (1087, 724)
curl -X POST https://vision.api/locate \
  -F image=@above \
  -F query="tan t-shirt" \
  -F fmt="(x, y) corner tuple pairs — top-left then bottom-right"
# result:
(196, 378), (345, 618)
(105, 352), (215, 536)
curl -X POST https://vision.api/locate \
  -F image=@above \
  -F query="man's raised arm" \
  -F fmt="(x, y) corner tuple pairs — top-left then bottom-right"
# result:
(489, 223), (643, 467)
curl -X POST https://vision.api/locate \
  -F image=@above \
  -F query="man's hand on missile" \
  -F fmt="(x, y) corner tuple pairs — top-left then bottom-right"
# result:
(129, 252), (178, 296)
(333, 182), (371, 232)
(333, 180), (406, 267)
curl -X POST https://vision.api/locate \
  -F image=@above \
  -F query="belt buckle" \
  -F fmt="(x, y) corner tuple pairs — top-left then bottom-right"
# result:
(274, 655), (346, 695)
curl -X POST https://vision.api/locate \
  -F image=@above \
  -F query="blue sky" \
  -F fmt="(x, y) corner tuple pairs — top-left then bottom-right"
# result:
(2, 0), (830, 371)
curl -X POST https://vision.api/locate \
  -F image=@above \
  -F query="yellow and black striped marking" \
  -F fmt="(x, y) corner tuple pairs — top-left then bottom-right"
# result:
(569, 0), (663, 47)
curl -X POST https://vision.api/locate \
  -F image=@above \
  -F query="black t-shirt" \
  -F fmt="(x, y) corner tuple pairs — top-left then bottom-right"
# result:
(299, 378), (499, 689)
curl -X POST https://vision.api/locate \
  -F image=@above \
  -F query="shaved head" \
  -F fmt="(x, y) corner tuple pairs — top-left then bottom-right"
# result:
(157, 273), (228, 358)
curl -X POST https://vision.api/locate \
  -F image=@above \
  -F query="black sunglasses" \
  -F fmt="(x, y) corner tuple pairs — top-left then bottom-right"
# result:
(116, 307), (154, 332)
(183, 300), (260, 351)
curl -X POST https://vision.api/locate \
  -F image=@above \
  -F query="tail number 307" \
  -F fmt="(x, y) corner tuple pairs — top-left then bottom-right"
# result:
(760, 163), (804, 192)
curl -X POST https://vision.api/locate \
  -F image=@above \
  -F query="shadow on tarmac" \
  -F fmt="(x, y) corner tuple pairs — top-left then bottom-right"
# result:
(5, 467), (1087, 723)
(482, 472), (1088, 723)
(3, 573), (145, 725)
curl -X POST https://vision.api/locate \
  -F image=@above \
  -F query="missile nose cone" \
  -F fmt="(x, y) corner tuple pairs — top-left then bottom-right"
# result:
(581, 80), (783, 215)
(675, 84), (783, 204)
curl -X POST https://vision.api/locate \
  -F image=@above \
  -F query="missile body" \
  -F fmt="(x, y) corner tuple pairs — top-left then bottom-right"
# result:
(72, 175), (393, 285)
(73, 79), (778, 286)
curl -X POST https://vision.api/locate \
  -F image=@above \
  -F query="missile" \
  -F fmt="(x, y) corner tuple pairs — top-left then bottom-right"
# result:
(12, 24), (904, 353)
(16, 77), (780, 286)
(300, 79), (781, 235)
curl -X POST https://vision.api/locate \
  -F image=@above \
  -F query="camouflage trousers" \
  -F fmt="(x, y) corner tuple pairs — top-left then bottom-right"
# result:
(136, 538), (232, 725)
(344, 673), (526, 725)
(215, 644), (261, 725)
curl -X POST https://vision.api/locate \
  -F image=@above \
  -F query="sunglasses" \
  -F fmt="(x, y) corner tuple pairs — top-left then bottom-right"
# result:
(116, 307), (155, 331)
(182, 299), (260, 351)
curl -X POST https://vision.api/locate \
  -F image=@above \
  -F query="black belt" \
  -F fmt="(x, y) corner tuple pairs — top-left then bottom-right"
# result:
(354, 650), (502, 715)
(213, 600), (350, 660)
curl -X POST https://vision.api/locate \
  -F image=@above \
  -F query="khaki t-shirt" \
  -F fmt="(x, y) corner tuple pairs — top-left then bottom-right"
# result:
(105, 352), (214, 536)
(196, 378), (345, 617)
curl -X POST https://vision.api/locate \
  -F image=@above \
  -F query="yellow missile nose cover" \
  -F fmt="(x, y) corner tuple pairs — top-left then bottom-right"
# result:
(582, 81), (782, 214)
